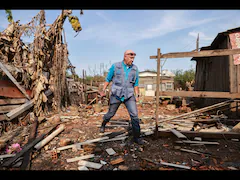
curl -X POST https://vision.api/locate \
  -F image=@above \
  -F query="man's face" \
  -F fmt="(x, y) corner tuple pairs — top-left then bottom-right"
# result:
(124, 50), (136, 66)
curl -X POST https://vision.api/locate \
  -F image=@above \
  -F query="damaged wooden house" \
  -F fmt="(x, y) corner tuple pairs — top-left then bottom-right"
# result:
(191, 27), (240, 118)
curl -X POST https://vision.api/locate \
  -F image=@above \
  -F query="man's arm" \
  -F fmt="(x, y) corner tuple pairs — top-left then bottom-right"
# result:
(134, 68), (140, 101)
(99, 64), (114, 97)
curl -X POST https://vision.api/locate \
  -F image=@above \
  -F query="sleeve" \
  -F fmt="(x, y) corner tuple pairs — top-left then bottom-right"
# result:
(105, 64), (115, 82)
(134, 68), (139, 87)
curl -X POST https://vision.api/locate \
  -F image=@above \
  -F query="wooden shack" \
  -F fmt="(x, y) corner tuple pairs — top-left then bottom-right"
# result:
(191, 27), (240, 113)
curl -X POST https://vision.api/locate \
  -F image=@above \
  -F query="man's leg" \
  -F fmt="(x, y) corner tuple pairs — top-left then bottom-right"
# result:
(124, 96), (143, 144)
(100, 102), (121, 133)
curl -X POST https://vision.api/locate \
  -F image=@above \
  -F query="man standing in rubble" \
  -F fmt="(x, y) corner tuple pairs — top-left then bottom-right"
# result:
(99, 50), (144, 145)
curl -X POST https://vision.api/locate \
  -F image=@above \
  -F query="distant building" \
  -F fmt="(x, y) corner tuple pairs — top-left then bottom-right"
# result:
(138, 70), (175, 97)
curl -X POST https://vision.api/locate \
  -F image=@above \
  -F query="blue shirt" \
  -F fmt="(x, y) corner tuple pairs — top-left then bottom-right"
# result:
(106, 61), (139, 101)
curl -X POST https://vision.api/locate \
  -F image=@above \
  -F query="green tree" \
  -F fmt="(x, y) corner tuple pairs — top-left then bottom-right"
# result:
(173, 68), (195, 90)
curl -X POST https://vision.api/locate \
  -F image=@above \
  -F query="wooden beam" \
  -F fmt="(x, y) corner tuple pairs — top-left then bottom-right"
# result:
(0, 105), (21, 113)
(0, 98), (27, 105)
(155, 129), (240, 139)
(155, 48), (161, 132)
(150, 48), (240, 59)
(5, 100), (34, 120)
(160, 91), (240, 99)
(0, 61), (30, 100)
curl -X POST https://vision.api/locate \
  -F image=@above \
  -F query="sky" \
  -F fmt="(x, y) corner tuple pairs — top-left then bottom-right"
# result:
(1, 9), (240, 77)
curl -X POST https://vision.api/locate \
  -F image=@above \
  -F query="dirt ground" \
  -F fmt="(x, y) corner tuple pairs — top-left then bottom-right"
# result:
(1, 100), (240, 171)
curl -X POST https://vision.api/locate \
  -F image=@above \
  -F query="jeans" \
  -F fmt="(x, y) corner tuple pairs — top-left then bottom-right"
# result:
(103, 95), (140, 138)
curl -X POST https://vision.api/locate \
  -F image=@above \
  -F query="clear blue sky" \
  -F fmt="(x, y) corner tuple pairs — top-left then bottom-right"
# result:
(1, 10), (240, 77)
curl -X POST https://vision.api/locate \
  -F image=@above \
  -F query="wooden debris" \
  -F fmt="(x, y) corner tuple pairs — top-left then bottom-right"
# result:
(106, 148), (116, 155)
(78, 166), (89, 170)
(169, 128), (188, 139)
(160, 161), (191, 170)
(0, 154), (16, 160)
(66, 154), (95, 163)
(231, 122), (240, 133)
(175, 140), (219, 145)
(34, 124), (65, 150)
(82, 144), (96, 153)
(56, 136), (109, 152)
(179, 148), (203, 155)
(99, 136), (127, 143)
(78, 160), (103, 169)
(110, 157), (124, 165)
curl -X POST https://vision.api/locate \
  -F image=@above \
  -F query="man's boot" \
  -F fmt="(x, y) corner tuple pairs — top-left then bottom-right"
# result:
(100, 121), (107, 133)
(133, 137), (144, 145)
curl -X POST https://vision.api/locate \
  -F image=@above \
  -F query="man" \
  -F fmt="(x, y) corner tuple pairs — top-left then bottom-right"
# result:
(99, 50), (144, 145)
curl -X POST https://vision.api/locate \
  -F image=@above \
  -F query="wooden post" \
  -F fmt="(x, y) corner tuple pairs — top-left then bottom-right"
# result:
(155, 48), (161, 135)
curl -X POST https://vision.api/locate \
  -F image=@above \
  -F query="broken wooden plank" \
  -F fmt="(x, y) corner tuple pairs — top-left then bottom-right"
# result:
(0, 61), (30, 100)
(66, 154), (95, 163)
(175, 140), (219, 145)
(169, 128), (188, 139)
(0, 154), (16, 160)
(34, 124), (65, 150)
(110, 157), (124, 165)
(99, 136), (127, 143)
(56, 136), (109, 152)
(179, 148), (203, 155)
(5, 99), (34, 120)
(78, 160), (103, 169)
(0, 104), (21, 113)
(0, 98), (27, 105)
(160, 161), (191, 169)
(106, 148), (116, 155)
(78, 166), (89, 170)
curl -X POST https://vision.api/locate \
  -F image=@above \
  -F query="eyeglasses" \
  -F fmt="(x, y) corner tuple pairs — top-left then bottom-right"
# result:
(127, 53), (136, 56)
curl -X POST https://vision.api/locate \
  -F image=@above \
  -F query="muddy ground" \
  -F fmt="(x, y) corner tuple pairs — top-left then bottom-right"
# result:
(1, 101), (240, 172)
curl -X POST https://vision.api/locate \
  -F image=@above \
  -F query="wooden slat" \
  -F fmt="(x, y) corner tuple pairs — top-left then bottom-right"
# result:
(5, 100), (33, 120)
(0, 105), (21, 113)
(150, 48), (240, 59)
(169, 128), (188, 139)
(160, 91), (240, 98)
(0, 80), (32, 98)
(0, 98), (27, 105)
(0, 114), (6, 121)
(0, 61), (30, 100)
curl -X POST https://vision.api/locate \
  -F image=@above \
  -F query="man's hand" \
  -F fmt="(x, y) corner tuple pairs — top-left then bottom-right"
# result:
(136, 96), (139, 102)
(135, 94), (140, 102)
(99, 91), (106, 97)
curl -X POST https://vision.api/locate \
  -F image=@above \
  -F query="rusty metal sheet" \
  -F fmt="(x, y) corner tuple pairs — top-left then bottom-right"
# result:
(0, 80), (32, 98)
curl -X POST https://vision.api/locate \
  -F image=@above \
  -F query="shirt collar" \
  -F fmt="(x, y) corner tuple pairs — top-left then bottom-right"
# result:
(122, 61), (133, 69)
